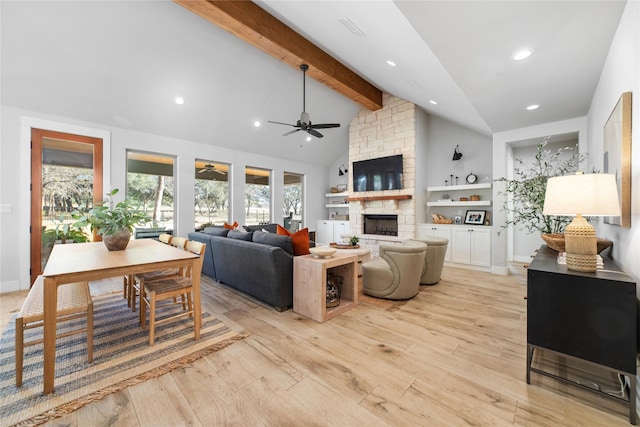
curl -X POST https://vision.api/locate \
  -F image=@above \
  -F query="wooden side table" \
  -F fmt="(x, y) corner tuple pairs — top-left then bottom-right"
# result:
(293, 252), (358, 322)
(334, 247), (371, 293)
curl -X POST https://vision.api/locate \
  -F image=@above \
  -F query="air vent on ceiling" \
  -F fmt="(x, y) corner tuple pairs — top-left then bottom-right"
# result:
(337, 17), (366, 38)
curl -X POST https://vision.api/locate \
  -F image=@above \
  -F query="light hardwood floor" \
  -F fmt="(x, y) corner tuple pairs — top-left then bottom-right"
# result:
(1, 267), (635, 426)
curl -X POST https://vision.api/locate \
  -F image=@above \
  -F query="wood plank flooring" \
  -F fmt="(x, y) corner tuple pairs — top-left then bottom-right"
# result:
(1, 267), (635, 426)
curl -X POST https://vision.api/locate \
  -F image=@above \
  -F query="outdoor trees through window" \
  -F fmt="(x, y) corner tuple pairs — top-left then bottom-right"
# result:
(195, 160), (229, 230)
(245, 166), (271, 225)
(126, 151), (175, 233)
(284, 172), (303, 232)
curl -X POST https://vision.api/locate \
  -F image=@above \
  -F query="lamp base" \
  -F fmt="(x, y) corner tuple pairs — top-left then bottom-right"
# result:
(564, 214), (597, 273)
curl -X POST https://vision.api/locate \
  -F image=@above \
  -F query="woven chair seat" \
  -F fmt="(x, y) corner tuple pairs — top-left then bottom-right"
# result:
(134, 268), (181, 282)
(144, 276), (192, 294)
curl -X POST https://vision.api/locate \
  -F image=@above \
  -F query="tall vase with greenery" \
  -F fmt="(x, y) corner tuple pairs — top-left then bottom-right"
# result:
(73, 189), (153, 250)
(495, 141), (585, 238)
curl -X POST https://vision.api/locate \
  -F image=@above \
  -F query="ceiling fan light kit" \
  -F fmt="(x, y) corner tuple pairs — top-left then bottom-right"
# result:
(268, 64), (340, 139)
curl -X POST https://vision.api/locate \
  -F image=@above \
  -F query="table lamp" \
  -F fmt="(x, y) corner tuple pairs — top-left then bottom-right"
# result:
(542, 172), (621, 272)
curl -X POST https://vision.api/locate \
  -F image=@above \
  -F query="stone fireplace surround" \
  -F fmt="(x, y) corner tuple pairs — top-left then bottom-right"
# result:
(347, 94), (417, 257)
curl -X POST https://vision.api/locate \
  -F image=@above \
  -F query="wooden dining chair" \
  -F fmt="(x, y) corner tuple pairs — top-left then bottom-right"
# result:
(139, 240), (205, 345)
(16, 276), (93, 386)
(126, 234), (186, 311)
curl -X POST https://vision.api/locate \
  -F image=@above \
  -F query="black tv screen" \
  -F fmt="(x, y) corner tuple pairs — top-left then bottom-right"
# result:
(353, 155), (403, 192)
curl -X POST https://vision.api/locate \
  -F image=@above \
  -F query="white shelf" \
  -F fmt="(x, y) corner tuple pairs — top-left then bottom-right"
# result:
(427, 183), (491, 192)
(326, 204), (349, 208)
(325, 192), (349, 198)
(427, 200), (492, 207)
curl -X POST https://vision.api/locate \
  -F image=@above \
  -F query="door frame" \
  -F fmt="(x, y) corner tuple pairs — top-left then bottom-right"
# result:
(18, 117), (111, 291)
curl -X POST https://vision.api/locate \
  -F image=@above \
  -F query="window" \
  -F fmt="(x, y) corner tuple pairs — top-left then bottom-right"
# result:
(283, 172), (303, 232)
(194, 160), (230, 230)
(126, 151), (175, 234)
(245, 166), (271, 225)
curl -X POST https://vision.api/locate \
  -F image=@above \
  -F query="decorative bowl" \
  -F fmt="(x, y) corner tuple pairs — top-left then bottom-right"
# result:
(309, 246), (337, 258)
(541, 233), (614, 254)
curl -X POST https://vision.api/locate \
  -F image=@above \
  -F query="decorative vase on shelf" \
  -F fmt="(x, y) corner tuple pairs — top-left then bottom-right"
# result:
(102, 229), (131, 251)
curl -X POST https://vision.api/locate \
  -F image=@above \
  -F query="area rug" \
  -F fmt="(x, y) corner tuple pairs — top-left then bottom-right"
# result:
(0, 290), (247, 427)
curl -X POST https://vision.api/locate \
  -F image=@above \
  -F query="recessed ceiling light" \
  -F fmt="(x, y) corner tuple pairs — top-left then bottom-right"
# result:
(306, 136), (312, 142)
(174, 96), (185, 105)
(429, 100), (438, 105)
(253, 121), (261, 127)
(386, 60), (396, 67)
(513, 49), (535, 61)
(526, 104), (540, 111)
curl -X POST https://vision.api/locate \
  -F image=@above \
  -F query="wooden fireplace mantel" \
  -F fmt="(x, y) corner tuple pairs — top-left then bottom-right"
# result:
(345, 195), (412, 202)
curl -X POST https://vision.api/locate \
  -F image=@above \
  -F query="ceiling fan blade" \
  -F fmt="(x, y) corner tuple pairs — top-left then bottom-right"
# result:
(268, 120), (297, 127)
(307, 128), (324, 138)
(310, 123), (341, 129)
(283, 128), (301, 136)
(198, 168), (207, 173)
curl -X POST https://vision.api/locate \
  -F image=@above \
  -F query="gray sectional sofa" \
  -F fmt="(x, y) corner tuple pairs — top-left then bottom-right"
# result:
(188, 224), (295, 311)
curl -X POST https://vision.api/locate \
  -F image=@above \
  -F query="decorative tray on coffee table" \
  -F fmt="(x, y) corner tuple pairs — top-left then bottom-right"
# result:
(329, 243), (360, 249)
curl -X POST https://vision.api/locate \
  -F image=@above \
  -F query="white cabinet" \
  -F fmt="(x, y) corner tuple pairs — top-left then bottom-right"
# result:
(417, 223), (491, 269)
(451, 226), (491, 267)
(416, 224), (452, 262)
(316, 220), (351, 245)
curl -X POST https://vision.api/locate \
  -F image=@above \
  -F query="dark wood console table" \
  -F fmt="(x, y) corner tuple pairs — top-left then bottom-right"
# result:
(527, 245), (638, 424)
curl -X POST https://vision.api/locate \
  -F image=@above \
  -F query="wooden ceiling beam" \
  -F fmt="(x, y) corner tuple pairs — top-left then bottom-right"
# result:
(173, 0), (382, 111)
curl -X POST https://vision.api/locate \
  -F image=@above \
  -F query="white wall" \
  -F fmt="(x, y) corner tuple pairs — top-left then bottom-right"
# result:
(586, 0), (640, 282)
(0, 106), (329, 292)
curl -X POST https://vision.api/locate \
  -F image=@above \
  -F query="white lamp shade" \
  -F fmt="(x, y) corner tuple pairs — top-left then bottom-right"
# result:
(543, 173), (621, 217)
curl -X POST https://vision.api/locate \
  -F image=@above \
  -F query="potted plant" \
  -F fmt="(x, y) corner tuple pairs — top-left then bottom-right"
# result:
(73, 189), (153, 251)
(349, 235), (360, 247)
(495, 141), (584, 248)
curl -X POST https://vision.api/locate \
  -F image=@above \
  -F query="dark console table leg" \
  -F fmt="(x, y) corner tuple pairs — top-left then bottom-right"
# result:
(629, 374), (637, 425)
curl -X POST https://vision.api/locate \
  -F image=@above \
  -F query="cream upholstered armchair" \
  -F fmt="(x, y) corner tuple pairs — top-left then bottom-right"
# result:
(362, 240), (427, 300)
(411, 236), (449, 285)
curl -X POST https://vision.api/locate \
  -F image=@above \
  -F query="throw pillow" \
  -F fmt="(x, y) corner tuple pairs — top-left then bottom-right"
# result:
(223, 221), (238, 230)
(276, 224), (311, 256)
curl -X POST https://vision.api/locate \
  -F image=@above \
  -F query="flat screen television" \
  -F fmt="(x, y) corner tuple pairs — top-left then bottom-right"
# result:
(353, 154), (403, 192)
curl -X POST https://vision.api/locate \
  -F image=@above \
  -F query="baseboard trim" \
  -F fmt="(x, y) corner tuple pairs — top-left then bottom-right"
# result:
(0, 280), (24, 294)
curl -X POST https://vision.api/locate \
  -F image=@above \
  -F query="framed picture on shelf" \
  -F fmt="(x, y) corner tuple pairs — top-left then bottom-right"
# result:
(464, 210), (486, 225)
(454, 215), (462, 224)
(329, 211), (337, 219)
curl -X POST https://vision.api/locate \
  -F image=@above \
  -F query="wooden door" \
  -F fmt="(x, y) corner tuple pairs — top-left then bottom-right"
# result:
(30, 128), (103, 285)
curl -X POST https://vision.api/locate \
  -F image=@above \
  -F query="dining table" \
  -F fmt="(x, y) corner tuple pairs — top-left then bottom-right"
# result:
(40, 238), (200, 395)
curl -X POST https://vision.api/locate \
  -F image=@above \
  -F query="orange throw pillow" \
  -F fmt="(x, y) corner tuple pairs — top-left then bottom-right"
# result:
(223, 221), (238, 230)
(277, 224), (311, 256)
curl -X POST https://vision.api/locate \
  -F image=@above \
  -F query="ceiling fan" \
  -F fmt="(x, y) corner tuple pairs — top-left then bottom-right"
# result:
(269, 64), (340, 139)
(197, 163), (226, 176)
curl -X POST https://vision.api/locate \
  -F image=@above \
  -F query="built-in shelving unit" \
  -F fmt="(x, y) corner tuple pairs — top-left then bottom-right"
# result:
(426, 183), (491, 207)
(325, 192), (349, 208)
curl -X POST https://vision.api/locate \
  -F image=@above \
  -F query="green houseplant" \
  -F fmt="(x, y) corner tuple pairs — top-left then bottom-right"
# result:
(73, 189), (153, 250)
(495, 141), (584, 238)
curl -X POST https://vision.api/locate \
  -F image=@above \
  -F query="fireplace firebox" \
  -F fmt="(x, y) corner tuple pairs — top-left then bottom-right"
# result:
(363, 214), (398, 236)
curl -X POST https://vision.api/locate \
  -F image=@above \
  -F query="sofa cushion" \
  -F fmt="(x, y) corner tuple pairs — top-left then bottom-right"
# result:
(227, 230), (254, 241)
(252, 231), (293, 255)
(203, 226), (230, 237)
(276, 224), (311, 256)
(244, 223), (278, 234)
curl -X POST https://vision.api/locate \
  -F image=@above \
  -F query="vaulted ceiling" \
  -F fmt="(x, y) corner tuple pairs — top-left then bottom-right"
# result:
(1, 1), (626, 166)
